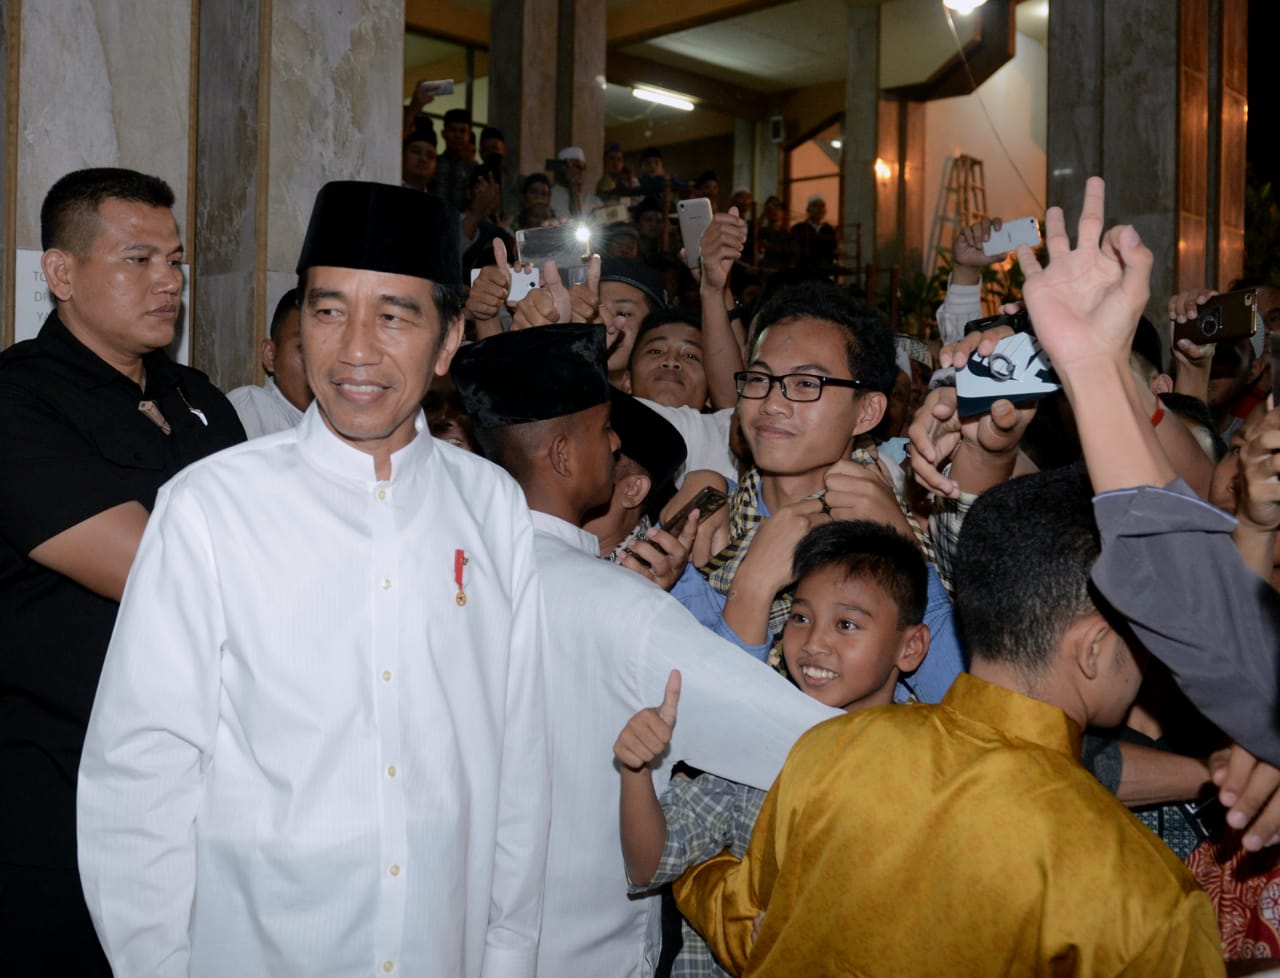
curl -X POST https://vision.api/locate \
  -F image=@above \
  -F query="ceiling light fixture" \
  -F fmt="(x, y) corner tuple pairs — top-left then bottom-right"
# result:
(830, 139), (843, 149)
(942, 0), (987, 13)
(632, 87), (695, 112)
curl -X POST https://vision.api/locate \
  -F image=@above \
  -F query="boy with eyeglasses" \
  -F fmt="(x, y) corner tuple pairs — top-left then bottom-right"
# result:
(669, 280), (965, 703)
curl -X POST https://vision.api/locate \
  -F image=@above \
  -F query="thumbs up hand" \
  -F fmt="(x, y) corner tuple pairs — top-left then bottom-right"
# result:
(613, 670), (682, 771)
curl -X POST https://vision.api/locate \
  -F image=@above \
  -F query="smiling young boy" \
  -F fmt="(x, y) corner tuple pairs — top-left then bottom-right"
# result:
(614, 520), (929, 977)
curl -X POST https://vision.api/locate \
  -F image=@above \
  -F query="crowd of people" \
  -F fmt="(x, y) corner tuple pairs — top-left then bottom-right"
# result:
(399, 105), (846, 293)
(1, 102), (1279, 978)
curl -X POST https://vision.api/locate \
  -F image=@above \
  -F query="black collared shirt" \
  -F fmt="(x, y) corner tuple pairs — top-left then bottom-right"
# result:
(0, 311), (244, 867)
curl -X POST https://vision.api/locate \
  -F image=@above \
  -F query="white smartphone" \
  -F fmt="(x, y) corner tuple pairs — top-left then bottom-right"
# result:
(416, 79), (455, 98)
(470, 265), (541, 303)
(982, 216), (1041, 257)
(678, 198), (714, 270)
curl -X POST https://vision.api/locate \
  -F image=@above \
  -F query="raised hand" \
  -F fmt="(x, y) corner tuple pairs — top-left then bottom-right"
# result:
(621, 512), (700, 591)
(951, 217), (1008, 286)
(699, 207), (748, 293)
(1237, 406), (1280, 533)
(822, 459), (913, 538)
(1018, 176), (1153, 373)
(938, 322), (1016, 372)
(613, 670), (681, 771)
(907, 386), (964, 497)
(510, 260), (572, 330)
(464, 238), (512, 336)
(569, 254), (602, 324)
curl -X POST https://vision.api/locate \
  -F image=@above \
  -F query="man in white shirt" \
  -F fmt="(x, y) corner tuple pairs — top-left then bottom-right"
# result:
(77, 182), (551, 978)
(549, 146), (602, 219)
(225, 287), (313, 437)
(452, 324), (836, 978)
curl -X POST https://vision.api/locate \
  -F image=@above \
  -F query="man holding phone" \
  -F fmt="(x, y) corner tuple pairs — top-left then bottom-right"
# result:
(429, 107), (475, 212)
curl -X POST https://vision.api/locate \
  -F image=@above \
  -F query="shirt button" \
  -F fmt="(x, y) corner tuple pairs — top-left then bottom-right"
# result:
(383, 961), (394, 973)
(387, 765), (397, 778)
(389, 864), (401, 877)
(377, 489), (387, 501)
(381, 578), (392, 590)
(382, 670), (392, 682)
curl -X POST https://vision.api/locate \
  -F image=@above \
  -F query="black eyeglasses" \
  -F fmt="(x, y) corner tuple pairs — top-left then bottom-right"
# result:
(734, 370), (864, 402)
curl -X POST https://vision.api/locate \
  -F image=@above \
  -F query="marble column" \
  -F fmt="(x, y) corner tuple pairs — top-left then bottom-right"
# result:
(490, 0), (559, 181)
(842, 1), (879, 273)
(3, 0), (193, 348)
(556, 0), (605, 190)
(194, 0), (402, 389)
(1048, 0), (1244, 322)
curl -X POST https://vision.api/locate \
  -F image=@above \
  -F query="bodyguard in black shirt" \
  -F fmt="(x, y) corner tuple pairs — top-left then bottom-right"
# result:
(0, 168), (244, 973)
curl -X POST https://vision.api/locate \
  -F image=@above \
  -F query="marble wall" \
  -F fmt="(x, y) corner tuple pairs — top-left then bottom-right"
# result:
(266, 0), (400, 274)
(4, 0), (403, 384)
(14, 0), (191, 247)
(194, 0), (402, 390)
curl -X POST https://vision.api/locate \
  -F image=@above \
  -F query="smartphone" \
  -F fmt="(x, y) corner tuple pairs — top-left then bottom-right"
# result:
(982, 216), (1041, 257)
(677, 198), (714, 270)
(415, 79), (454, 98)
(470, 265), (541, 303)
(662, 486), (729, 538)
(515, 223), (592, 286)
(1173, 288), (1257, 346)
(963, 310), (1031, 335)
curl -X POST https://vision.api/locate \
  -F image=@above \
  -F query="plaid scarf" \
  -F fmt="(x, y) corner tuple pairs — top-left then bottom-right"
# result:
(699, 449), (932, 671)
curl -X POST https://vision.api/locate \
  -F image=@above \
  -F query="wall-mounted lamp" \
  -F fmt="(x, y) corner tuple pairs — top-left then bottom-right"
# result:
(874, 158), (893, 182)
(942, 0), (988, 13)
(632, 87), (695, 112)
(830, 139), (843, 150)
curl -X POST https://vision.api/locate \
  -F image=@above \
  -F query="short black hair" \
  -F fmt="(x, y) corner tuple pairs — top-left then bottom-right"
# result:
(792, 520), (927, 629)
(41, 167), (175, 256)
(633, 197), (664, 218)
(443, 108), (471, 126)
(521, 172), (550, 194)
(629, 308), (702, 370)
(269, 287), (300, 341)
(749, 280), (896, 396)
(480, 126), (505, 144)
(954, 464), (1100, 674)
(695, 170), (718, 187)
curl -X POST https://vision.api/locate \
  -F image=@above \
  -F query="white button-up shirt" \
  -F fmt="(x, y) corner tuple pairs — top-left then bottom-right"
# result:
(226, 376), (306, 439)
(530, 512), (836, 978)
(78, 406), (550, 978)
